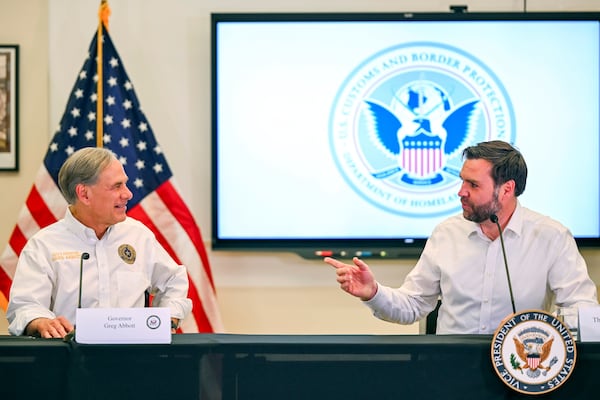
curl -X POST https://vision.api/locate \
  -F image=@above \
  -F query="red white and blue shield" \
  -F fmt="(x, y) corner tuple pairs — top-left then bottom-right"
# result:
(527, 354), (541, 370)
(400, 132), (443, 178)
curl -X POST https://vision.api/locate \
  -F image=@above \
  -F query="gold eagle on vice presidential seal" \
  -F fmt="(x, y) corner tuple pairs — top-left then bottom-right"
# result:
(512, 333), (555, 376)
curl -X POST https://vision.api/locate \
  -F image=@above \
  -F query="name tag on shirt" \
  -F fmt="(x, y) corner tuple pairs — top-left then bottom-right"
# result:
(578, 306), (600, 342)
(75, 307), (171, 344)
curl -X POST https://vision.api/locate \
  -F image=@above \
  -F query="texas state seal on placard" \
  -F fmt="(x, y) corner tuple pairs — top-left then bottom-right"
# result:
(491, 310), (577, 395)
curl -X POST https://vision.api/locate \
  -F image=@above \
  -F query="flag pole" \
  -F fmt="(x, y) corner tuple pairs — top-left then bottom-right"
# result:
(96, 0), (111, 148)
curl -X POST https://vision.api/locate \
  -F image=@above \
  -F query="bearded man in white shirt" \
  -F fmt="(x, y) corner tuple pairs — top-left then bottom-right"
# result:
(325, 140), (598, 334)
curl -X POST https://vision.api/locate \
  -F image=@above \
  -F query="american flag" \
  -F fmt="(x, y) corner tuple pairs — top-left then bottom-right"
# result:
(0, 24), (222, 333)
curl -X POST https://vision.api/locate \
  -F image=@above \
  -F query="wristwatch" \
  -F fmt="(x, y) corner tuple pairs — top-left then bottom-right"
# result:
(171, 319), (180, 331)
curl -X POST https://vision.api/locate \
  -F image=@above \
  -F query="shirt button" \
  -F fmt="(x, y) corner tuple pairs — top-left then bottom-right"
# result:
(481, 325), (487, 331)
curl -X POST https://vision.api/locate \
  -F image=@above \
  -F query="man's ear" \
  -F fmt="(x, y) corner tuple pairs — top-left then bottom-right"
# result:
(502, 180), (516, 197)
(75, 183), (90, 204)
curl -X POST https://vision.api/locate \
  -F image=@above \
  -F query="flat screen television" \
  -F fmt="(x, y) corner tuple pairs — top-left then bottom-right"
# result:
(211, 11), (600, 258)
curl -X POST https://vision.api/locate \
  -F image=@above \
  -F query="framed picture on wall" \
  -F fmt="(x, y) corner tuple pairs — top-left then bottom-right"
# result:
(0, 45), (18, 171)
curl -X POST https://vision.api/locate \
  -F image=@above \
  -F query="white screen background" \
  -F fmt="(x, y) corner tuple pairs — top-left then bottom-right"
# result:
(215, 19), (600, 239)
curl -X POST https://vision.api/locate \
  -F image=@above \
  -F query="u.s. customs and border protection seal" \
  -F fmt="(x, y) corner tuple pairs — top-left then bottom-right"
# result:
(491, 310), (577, 395)
(329, 41), (515, 217)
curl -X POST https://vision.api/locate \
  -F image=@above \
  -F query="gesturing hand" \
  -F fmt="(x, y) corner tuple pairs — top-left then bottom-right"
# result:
(324, 256), (378, 301)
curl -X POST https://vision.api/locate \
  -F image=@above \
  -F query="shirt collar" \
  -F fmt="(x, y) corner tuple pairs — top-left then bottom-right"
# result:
(64, 206), (114, 241)
(504, 200), (523, 238)
(467, 200), (523, 240)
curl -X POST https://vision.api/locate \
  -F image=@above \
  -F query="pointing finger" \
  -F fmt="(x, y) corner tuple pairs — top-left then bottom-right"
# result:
(323, 257), (344, 269)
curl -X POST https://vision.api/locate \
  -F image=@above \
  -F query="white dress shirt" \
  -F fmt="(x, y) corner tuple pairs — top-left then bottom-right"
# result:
(365, 202), (598, 334)
(7, 208), (192, 335)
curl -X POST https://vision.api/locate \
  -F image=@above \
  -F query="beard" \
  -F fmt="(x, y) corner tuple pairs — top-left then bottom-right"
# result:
(462, 188), (500, 223)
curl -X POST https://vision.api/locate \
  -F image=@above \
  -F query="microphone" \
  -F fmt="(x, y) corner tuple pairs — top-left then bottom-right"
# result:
(65, 252), (90, 342)
(78, 252), (90, 308)
(490, 214), (516, 314)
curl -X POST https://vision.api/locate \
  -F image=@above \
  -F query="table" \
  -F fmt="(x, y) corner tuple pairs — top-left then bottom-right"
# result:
(0, 336), (70, 399)
(211, 334), (600, 400)
(1, 334), (598, 399)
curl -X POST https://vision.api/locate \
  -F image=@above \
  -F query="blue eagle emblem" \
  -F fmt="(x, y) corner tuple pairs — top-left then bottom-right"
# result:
(363, 81), (480, 184)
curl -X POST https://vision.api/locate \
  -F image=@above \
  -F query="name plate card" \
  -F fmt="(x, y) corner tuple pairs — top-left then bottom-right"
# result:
(75, 307), (171, 344)
(578, 306), (600, 342)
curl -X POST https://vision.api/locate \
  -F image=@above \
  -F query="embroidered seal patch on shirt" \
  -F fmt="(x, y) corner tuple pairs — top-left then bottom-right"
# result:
(118, 244), (136, 264)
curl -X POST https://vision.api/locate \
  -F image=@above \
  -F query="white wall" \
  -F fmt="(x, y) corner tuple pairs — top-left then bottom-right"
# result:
(0, 0), (49, 334)
(1, 0), (600, 335)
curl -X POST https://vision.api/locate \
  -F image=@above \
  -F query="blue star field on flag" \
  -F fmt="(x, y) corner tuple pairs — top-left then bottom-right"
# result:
(44, 25), (172, 209)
